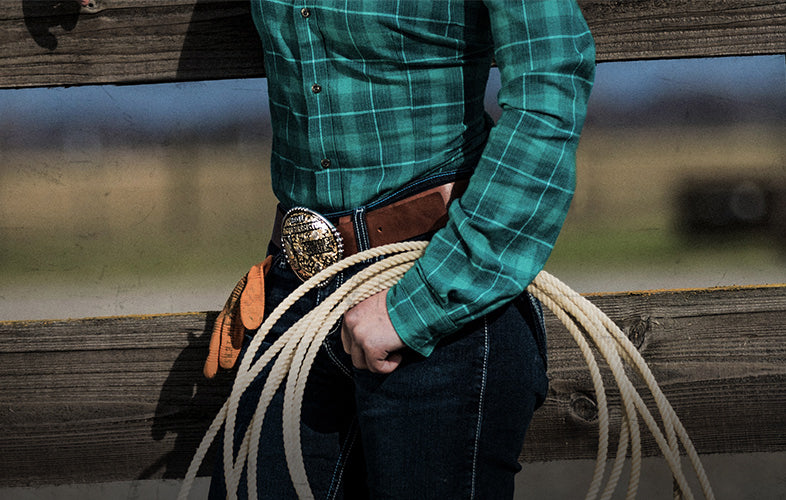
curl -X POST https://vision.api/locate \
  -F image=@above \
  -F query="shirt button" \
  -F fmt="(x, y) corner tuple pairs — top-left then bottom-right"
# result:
(300, 7), (311, 18)
(320, 158), (331, 168)
(311, 83), (322, 94)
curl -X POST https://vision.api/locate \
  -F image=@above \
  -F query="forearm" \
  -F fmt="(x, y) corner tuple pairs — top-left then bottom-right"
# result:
(388, 0), (596, 357)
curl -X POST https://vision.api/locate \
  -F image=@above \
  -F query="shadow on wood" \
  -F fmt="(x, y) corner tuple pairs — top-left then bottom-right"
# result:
(138, 312), (233, 481)
(21, 0), (80, 51)
(0, 313), (233, 486)
(176, 0), (263, 83)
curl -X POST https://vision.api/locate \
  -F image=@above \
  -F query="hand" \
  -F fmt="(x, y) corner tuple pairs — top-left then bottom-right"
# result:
(341, 289), (405, 374)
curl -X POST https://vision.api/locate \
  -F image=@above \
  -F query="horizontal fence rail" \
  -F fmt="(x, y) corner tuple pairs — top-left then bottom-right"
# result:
(0, 0), (785, 88)
(1, 285), (784, 486)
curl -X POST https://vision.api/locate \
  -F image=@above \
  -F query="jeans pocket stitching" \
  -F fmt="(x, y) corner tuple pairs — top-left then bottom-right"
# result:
(323, 321), (352, 379)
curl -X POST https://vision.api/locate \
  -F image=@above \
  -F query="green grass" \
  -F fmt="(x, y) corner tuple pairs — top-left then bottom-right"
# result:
(547, 220), (785, 276)
(0, 228), (269, 286)
(4, 219), (783, 291)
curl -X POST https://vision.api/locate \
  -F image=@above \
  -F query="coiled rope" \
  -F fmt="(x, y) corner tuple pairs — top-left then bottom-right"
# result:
(178, 241), (715, 500)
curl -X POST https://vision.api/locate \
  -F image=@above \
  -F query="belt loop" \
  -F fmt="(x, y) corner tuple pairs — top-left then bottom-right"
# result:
(353, 206), (371, 253)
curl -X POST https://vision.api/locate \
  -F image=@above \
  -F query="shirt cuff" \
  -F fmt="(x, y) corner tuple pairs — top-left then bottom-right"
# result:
(386, 261), (457, 357)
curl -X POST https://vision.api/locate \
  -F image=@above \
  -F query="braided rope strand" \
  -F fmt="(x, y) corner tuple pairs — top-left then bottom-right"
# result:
(282, 254), (420, 499)
(530, 278), (645, 499)
(532, 271), (715, 500)
(527, 285), (610, 500)
(178, 241), (714, 500)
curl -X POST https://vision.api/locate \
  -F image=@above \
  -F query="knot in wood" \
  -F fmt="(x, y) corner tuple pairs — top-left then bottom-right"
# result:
(623, 315), (650, 349)
(570, 393), (598, 423)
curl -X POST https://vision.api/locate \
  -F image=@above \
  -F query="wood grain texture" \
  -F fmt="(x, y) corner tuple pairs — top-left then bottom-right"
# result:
(1, 0), (784, 89)
(0, 313), (235, 486)
(581, 0), (786, 62)
(0, 0), (264, 89)
(1, 285), (784, 486)
(523, 284), (786, 463)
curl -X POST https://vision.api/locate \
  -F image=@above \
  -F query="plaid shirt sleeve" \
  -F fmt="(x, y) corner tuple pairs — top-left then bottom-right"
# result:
(387, 0), (595, 356)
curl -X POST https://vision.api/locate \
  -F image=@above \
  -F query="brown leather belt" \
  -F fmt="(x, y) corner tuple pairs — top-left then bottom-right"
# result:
(271, 180), (468, 257)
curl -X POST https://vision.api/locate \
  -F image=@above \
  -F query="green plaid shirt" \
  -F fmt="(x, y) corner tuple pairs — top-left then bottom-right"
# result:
(251, 0), (595, 356)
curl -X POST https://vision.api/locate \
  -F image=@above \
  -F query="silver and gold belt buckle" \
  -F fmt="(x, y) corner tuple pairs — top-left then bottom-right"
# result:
(280, 207), (344, 283)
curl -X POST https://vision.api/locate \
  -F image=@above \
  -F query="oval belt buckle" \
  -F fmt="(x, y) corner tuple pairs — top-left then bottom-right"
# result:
(280, 207), (344, 284)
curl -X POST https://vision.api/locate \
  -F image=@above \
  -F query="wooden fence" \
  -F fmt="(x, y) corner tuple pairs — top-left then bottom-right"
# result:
(1, 0), (785, 490)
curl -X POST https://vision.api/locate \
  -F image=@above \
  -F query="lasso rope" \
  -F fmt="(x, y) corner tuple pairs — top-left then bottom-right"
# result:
(178, 241), (715, 500)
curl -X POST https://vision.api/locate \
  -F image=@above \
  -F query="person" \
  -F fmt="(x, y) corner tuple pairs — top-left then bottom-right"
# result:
(208, 1), (595, 498)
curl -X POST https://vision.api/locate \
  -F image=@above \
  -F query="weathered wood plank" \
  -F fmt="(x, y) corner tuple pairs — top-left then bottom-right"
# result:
(0, 0), (264, 89)
(582, 0), (786, 62)
(0, 285), (784, 487)
(0, 0), (784, 89)
(523, 284), (786, 463)
(0, 313), (235, 486)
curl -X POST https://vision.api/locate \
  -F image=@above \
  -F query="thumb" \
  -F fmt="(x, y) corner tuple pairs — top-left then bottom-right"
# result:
(370, 351), (403, 374)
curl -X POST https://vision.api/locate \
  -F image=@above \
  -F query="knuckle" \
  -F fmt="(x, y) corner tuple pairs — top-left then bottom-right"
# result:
(343, 309), (357, 326)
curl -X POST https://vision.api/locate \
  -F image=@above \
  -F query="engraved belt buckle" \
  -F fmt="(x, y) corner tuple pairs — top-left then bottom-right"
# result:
(280, 207), (344, 283)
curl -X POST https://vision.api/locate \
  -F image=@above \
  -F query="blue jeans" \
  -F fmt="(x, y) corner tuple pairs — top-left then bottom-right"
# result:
(209, 218), (549, 500)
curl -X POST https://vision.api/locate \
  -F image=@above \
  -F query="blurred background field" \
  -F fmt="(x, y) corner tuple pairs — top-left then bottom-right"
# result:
(2, 56), (785, 321)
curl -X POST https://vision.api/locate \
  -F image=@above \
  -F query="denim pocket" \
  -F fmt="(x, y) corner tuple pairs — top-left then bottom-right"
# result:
(322, 322), (353, 379)
(518, 292), (548, 372)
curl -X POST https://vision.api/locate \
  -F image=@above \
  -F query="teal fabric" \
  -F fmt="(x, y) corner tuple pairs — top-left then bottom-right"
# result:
(250, 0), (595, 356)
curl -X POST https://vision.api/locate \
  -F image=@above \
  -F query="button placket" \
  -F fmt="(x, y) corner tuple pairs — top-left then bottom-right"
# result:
(296, 3), (338, 196)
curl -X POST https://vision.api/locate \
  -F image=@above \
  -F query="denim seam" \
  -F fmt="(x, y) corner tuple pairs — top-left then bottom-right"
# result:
(352, 206), (371, 252)
(337, 270), (344, 289)
(323, 325), (353, 379)
(470, 316), (490, 499)
(525, 292), (549, 371)
(325, 419), (360, 500)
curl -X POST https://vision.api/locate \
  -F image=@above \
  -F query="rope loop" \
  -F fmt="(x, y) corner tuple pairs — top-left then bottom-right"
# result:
(178, 241), (714, 500)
